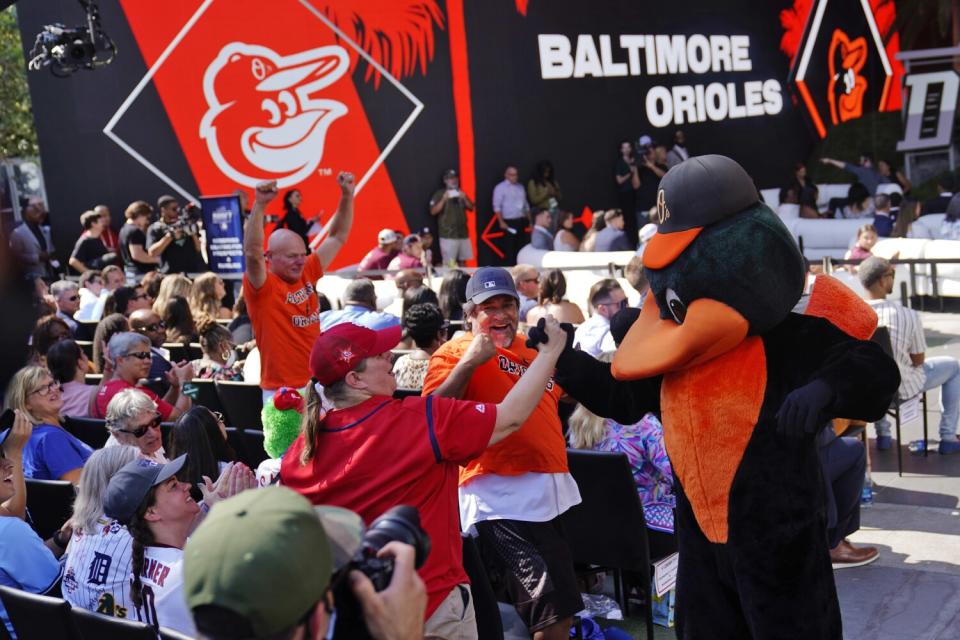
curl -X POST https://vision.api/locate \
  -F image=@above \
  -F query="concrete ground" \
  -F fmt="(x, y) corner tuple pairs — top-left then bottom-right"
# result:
(838, 309), (960, 640)
(592, 309), (960, 639)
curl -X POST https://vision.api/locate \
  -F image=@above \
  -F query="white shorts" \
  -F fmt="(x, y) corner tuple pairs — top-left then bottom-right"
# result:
(439, 237), (473, 264)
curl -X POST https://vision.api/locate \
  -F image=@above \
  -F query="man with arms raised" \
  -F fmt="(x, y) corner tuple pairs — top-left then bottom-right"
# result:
(243, 173), (355, 401)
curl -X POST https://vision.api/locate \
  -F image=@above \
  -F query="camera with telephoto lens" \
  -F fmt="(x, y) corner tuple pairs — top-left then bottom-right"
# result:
(168, 203), (202, 237)
(332, 505), (431, 640)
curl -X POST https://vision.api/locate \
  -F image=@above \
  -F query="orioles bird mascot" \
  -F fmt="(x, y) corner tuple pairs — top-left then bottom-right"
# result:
(530, 155), (899, 638)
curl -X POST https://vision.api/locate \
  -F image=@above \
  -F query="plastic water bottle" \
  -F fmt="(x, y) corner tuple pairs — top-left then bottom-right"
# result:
(860, 485), (874, 507)
(908, 440), (926, 454)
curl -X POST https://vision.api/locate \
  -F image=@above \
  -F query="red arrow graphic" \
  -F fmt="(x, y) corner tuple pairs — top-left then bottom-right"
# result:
(481, 214), (506, 259)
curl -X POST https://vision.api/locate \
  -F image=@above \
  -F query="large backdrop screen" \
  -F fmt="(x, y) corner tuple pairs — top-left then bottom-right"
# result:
(17, 0), (901, 267)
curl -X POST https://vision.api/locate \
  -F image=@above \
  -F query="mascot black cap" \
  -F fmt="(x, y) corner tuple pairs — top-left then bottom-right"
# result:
(644, 154), (760, 269)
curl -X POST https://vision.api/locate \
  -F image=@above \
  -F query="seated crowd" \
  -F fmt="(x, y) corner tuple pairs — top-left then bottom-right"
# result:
(1, 153), (935, 640)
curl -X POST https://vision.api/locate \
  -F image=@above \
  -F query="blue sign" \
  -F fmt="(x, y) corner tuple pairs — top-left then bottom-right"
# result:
(201, 195), (245, 273)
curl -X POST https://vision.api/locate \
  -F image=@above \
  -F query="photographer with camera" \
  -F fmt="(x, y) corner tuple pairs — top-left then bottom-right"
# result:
(147, 195), (207, 274)
(185, 486), (427, 640)
(281, 315), (568, 639)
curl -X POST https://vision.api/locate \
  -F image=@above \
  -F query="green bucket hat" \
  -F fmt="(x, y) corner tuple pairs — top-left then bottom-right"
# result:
(183, 486), (363, 638)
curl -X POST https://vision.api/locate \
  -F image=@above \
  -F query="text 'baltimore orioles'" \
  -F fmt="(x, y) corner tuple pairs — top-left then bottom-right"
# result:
(538, 34), (782, 128)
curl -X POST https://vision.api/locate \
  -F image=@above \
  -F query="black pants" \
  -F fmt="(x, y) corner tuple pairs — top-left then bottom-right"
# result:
(503, 218), (528, 265)
(819, 436), (866, 548)
(617, 190), (638, 250)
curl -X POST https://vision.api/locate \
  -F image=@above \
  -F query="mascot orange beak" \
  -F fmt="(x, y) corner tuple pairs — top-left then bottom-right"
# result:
(612, 295), (750, 380)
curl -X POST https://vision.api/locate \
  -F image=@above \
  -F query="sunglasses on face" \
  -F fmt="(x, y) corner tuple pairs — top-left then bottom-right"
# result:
(117, 412), (162, 438)
(29, 380), (61, 397)
(137, 322), (166, 332)
(66, 295), (80, 302)
(121, 351), (152, 361)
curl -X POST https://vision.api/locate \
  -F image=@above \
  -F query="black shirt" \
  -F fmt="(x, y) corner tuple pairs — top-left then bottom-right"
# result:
(279, 207), (310, 246)
(146, 221), (207, 274)
(118, 224), (156, 274)
(70, 235), (108, 272)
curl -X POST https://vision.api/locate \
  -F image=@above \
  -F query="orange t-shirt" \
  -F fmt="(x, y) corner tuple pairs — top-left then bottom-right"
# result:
(421, 333), (567, 485)
(243, 254), (324, 390)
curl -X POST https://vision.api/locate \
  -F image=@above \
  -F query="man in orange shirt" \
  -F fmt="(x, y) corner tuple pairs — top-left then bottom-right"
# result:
(422, 267), (582, 640)
(243, 173), (355, 401)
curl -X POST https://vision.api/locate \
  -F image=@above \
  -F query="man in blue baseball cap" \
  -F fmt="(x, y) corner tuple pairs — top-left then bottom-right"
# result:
(423, 267), (584, 639)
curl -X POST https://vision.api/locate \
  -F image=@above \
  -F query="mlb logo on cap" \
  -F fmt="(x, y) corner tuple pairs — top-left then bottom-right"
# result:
(465, 267), (519, 304)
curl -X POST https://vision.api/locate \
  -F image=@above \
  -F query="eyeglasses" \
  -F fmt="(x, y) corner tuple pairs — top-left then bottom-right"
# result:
(66, 295), (80, 302)
(116, 412), (162, 438)
(597, 299), (628, 311)
(29, 380), (62, 397)
(137, 322), (166, 332)
(121, 351), (152, 360)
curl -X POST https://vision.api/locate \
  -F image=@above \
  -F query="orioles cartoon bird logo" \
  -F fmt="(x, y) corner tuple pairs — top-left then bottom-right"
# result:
(199, 43), (350, 188)
(827, 29), (868, 125)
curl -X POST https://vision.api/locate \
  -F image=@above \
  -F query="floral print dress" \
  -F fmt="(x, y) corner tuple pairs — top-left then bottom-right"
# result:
(595, 413), (676, 533)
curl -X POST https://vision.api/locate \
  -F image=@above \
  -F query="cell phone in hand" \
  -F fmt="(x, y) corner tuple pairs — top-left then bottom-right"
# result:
(446, 189), (461, 199)
(0, 409), (14, 433)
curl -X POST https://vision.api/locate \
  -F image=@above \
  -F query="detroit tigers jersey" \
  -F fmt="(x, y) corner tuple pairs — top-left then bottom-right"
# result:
(62, 518), (134, 618)
(133, 546), (196, 637)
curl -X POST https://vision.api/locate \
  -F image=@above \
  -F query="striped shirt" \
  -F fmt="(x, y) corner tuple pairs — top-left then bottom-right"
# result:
(867, 299), (926, 399)
(62, 517), (134, 619)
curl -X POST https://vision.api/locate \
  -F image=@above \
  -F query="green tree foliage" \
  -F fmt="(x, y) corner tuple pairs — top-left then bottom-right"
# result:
(0, 7), (38, 159)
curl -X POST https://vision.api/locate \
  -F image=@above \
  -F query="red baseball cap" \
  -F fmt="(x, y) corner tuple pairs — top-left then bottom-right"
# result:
(309, 323), (402, 386)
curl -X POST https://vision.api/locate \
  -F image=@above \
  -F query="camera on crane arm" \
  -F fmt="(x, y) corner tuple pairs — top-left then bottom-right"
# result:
(28, 0), (116, 77)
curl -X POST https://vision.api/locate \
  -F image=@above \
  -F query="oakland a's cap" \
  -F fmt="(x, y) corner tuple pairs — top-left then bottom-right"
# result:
(643, 155), (760, 269)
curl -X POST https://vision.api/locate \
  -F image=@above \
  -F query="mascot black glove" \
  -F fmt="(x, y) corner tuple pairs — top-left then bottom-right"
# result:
(526, 318), (575, 352)
(776, 379), (835, 438)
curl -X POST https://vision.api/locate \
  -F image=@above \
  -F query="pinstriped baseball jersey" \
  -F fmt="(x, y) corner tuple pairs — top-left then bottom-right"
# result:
(867, 299), (926, 399)
(62, 518), (134, 618)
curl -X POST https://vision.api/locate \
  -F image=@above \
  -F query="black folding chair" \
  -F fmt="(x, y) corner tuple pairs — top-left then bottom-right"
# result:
(871, 326), (928, 476)
(62, 416), (110, 450)
(159, 627), (197, 640)
(561, 449), (667, 640)
(75, 320), (99, 342)
(72, 607), (157, 639)
(188, 378), (224, 415)
(25, 479), (76, 540)
(162, 343), (191, 364)
(215, 381), (263, 430)
(227, 428), (268, 469)
(0, 586), (81, 640)
(75, 340), (95, 361)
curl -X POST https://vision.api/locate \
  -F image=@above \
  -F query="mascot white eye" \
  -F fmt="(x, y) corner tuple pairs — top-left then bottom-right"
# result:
(665, 288), (686, 324)
(261, 99), (281, 125)
(278, 90), (297, 117)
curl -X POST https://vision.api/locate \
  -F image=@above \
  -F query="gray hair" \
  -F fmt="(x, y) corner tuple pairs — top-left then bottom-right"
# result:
(71, 445), (139, 532)
(107, 332), (150, 361)
(105, 388), (157, 433)
(51, 280), (79, 298)
(858, 256), (892, 289)
(343, 278), (377, 309)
